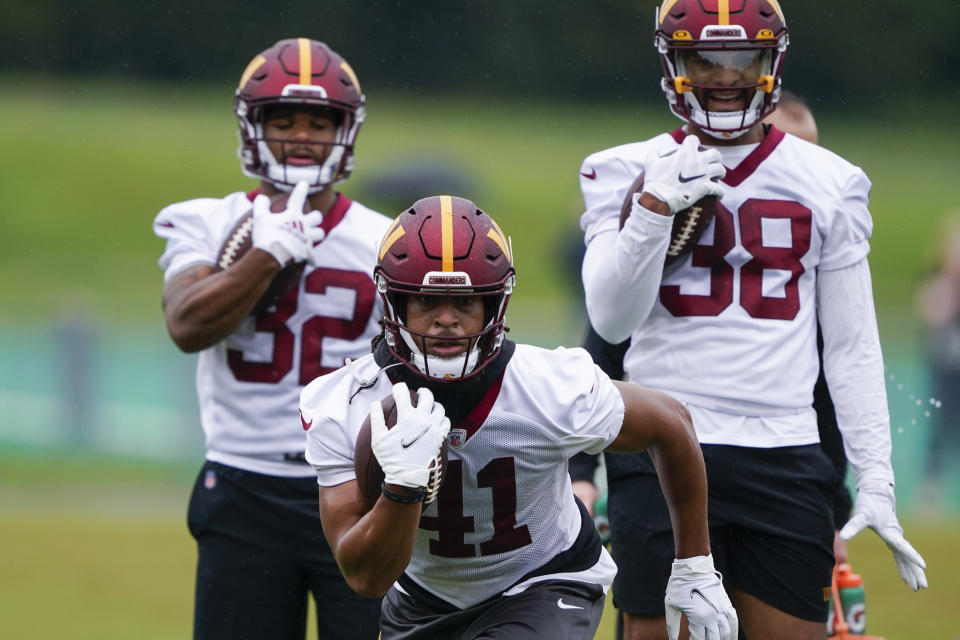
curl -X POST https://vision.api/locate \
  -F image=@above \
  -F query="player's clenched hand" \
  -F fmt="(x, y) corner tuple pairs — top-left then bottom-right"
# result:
(643, 135), (725, 215)
(252, 180), (326, 267)
(371, 383), (450, 490)
(840, 484), (927, 591)
(665, 554), (738, 640)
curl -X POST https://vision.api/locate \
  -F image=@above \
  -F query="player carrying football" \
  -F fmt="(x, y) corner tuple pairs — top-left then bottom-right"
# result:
(300, 196), (738, 640)
(153, 39), (390, 639)
(578, 2), (927, 639)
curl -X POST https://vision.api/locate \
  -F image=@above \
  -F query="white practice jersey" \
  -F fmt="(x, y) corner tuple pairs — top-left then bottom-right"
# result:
(580, 127), (873, 447)
(301, 344), (623, 608)
(154, 190), (393, 477)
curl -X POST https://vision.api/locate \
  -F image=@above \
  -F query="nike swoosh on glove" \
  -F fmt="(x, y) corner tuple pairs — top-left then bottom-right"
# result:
(840, 484), (928, 591)
(665, 554), (738, 640)
(643, 135), (726, 215)
(252, 180), (326, 266)
(370, 383), (450, 489)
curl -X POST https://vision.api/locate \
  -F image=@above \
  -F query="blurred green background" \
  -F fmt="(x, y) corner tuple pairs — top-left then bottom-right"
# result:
(2, 1), (960, 638)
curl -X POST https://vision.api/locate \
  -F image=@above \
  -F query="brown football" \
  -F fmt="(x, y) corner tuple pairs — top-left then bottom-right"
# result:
(213, 192), (310, 313)
(354, 390), (449, 511)
(618, 172), (717, 265)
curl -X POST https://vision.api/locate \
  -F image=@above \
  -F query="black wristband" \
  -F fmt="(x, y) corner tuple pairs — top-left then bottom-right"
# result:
(381, 482), (426, 504)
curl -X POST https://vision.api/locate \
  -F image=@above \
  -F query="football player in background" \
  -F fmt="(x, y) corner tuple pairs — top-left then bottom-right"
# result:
(572, 90), (854, 563)
(300, 196), (738, 640)
(153, 38), (390, 639)
(578, 2), (927, 639)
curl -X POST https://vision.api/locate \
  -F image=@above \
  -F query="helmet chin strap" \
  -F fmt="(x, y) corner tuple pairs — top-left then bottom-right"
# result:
(399, 327), (481, 380)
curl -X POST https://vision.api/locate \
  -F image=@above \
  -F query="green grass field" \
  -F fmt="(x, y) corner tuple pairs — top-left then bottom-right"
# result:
(1, 453), (958, 639)
(2, 77), (960, 637)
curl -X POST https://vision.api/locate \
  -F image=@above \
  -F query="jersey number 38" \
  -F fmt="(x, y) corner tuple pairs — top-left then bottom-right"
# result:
(661, 198), (812, 320)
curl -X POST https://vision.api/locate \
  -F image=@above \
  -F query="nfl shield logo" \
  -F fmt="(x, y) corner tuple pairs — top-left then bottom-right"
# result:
(448, 429), (467, 448)
(204, 470), (217, 489)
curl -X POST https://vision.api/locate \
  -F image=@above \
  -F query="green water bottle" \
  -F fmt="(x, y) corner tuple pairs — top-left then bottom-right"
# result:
(827, 563), (867, 636)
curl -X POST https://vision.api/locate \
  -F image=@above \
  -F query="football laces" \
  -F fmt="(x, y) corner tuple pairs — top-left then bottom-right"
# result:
(667, 205), (702, 257)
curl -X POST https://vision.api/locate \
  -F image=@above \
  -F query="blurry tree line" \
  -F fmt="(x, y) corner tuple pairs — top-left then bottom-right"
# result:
(2, 0), (958, 108)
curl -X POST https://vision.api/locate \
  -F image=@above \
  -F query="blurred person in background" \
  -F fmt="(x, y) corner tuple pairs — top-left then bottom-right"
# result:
(916, 222), (960, 496)
(153, 38), (390, 639)
(577, 2), (927, 639)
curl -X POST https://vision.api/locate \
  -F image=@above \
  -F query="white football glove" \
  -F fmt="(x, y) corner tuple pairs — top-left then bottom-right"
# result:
(252, 180), (325, 267)
(665, 554), (738, 640)
(840, 484), (927, 591)
(643, 135), (726, 215)
(371, 383), (451, 490)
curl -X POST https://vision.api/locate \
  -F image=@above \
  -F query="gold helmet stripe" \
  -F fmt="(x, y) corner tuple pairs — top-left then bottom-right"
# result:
(486, 218), (512, 263)
(238, 55), (266, 90)
(378, 219), (406, 260)
(718, 0), (730, 25)
(765, 0), (785, 23)
(298, 37), (312, 85)
(659, 0), (680, 23)
(440, 195), (454, 271)
(340, 60), (361, 92)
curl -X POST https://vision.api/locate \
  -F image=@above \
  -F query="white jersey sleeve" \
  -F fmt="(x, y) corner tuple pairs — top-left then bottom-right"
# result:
(302, 355), (391, 487)
(154, 194), (250, 281)
(578, 135), (675, 244)
(818, 258), (894, 488)
(579, 137), (678, 342)
(504, 345), (625, 455)
(819, 169), (873, 271)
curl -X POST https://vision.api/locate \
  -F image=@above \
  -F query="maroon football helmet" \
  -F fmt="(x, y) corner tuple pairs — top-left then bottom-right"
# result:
(654, 0), (789, 139)
(234, 38), (365, 192)
(375, 196), (515, 381)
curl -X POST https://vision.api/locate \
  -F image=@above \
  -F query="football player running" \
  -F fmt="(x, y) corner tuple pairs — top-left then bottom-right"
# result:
(578, 2), (926, 639)
(153, 39), (390, 639)
(300, 196), (738, 640)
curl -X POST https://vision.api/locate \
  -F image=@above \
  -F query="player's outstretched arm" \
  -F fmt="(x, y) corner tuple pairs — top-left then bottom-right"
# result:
(317, 383), (450, 598)
(607, 381), (738, 640)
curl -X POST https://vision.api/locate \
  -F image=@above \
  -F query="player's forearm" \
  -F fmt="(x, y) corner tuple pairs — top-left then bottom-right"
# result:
(162, 252), (281, 352)
(609, 383), (711, 557)
(817, 260), (895, 489)
(582, 206), (672, 343)
(333, 495), (422, 597)
(648, 415), (711, 559)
